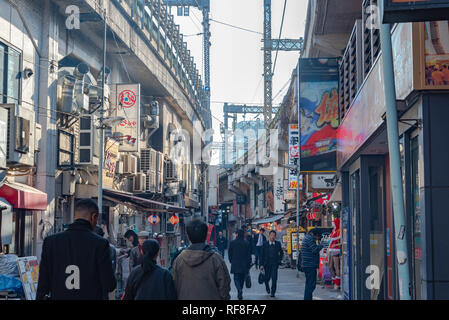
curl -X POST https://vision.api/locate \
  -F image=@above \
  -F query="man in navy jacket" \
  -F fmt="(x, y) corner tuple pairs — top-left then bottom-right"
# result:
(300, 228), (323, 300)
(37, 199), (116, 300)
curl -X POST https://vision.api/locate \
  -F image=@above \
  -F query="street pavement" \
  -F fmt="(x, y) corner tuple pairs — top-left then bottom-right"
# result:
(225, 255), (343, 300)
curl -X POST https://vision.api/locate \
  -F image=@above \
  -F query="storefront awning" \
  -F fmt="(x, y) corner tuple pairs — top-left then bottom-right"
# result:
(103, 188), (189, 213)
(252, 214), (284, 225)
(0, 181), (47, 210)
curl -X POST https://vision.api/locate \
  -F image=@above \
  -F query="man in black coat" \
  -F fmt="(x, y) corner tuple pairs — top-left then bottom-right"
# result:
(228, 229), (251, 300)
(37, 199), (116, 300)
(260, 230), (283, 298)
(216, 231), (228, 258)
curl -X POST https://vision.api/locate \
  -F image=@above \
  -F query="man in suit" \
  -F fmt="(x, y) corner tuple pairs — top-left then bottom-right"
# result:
(228, 229), (252, 300)
(260, 230), (283, 298)
(37, 199), (116, 300)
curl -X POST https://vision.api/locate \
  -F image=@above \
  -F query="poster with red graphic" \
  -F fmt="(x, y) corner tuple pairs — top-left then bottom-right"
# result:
(298, 58), (339, 172)
(113, 84), (140, 152)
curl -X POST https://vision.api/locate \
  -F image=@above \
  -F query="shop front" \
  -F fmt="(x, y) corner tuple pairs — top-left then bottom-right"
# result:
(337, 20), (449, 299)
(0, 181), (47, 257)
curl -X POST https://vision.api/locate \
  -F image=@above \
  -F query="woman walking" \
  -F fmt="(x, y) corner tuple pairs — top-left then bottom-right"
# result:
(123, 239), (177, 300)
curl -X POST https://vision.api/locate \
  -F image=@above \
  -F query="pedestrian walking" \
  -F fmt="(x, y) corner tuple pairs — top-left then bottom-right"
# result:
(260, 230), (283, 298)
(301, 228), (323, 300)
(216, 231), (228, 258)
(129, 231), (150, 273)
(254, 228), (267, 268)
(123, 239), (177, 300)
(94, 225), (118, 300)
(228, 229), (252, 300)
(124, 230), (139, 248)
(172, 219), (231, 300)
(36, 199), (116, 300)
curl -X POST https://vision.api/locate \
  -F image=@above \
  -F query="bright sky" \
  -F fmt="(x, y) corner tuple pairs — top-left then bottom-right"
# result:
(172, 0), (308, 163)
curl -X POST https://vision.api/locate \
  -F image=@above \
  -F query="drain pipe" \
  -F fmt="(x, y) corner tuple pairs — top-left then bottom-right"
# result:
(379, 0), (411, 300)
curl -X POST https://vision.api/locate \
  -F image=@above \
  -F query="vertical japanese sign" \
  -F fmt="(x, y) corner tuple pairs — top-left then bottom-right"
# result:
(102, 138), (119, 189)
(113, 84), (140, 152)
(299, 58), (339, 172)
(288, 124), (302, 190)
(274, 168), (284, 213)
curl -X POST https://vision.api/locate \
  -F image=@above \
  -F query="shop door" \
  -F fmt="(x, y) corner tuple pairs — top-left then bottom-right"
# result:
(368, 166), (387, 300)
(350, 170), (361, 299)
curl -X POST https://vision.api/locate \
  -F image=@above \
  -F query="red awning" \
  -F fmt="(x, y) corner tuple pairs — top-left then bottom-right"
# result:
(0, 181), (47, 210)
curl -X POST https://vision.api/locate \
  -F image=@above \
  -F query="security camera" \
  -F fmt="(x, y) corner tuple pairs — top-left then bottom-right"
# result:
(23, 67), (34, 79)
(102, 116), (125, 127)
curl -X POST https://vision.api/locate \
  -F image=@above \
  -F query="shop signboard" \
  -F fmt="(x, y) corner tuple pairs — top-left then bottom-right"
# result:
(298, 58), (339, 172)
(288, 124), (301, 189)
(336, 55), (386, 169)
(383, 0), (449, 23)
(283, 180), (296, 200)
(273, 167), (284, 213)
(286, 227), (306, 255)
(112, 84), (141, 152)
(102, 138), (119, 189)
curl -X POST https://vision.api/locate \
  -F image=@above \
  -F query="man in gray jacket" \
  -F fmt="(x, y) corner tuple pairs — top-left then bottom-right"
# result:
(172, 219), (231, 300)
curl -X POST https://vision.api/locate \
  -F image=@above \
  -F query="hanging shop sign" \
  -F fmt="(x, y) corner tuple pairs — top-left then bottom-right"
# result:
(112, 84), (141, 152)
(102, 138), (119, 189)
(288, 124), (301, 189)
(307, 173), (336, 193)
(168, 214), (179, 225)
(274, 168), (284, 213)
(383, 0), (449, 23)
(148, 214), (160, 225)
(298, 58), (339, 172)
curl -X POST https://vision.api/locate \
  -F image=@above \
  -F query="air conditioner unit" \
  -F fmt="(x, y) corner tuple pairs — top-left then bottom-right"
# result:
(140, 148), (157, 173)
(116, 158), (123, 174)
(62, 171), (76, 196)
(145, 171), (156, 193)
(121, 154), (137, 175)
(165, 159), (178, 181)
(78, 114), (100, 166)
(1, 104), (35, 167)
(133, 172), (146, 193)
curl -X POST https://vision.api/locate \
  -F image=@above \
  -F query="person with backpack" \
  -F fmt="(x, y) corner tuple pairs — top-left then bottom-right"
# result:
(172, 218), (231, 300)
(122, 239), (177, 300)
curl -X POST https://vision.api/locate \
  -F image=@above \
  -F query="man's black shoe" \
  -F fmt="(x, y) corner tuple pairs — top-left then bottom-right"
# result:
(270, 293), (275, 298)
(266, 287), (270, 294)
(238, 292), (243, 300)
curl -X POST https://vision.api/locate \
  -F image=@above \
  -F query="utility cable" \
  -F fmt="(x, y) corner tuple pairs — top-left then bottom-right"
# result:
(210, 18), (263, 35)
(273, 0), (288, 75)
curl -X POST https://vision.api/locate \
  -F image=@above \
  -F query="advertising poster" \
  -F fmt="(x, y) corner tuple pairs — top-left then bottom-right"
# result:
(424, 20), (449, 87)
(17, 256), (39, 300)
(274, 166), (284, 213)
(113, 84), (141, 152)
(102, 138), (119, 189)
(298, 58), (339, 172)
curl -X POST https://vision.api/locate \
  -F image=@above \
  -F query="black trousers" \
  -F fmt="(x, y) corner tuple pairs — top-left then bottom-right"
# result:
(264, 265), (279, 295)
(303, 267), (317, 300)
(255, 246), (262, 267)
(233, 273), (246, 294)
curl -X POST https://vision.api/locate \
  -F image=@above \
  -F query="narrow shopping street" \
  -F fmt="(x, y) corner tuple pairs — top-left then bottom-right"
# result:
(226, 260), (342, 300)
